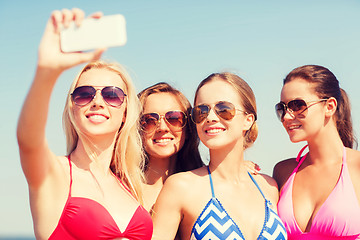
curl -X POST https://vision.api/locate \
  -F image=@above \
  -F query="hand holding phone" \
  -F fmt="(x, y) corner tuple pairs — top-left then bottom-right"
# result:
(60, 14), (127, 52)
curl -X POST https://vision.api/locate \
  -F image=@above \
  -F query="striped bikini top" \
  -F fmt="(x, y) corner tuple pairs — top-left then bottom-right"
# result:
(190, 166), (287, 240)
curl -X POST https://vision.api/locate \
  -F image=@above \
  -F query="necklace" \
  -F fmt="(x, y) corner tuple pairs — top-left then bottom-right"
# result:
(147, 166), (169, 177)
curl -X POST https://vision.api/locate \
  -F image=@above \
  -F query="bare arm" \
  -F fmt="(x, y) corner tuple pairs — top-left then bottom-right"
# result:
(152, 174), (185, 240)
(273, 158), (297, 191)
(17, 8), (105, 188)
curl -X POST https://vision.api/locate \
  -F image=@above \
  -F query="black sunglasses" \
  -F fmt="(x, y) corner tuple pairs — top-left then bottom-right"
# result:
(191, 101), (247, 124)
(71, 86), (127, 107)
(140, 111), (187, 133)
(275, 98), (328, 121)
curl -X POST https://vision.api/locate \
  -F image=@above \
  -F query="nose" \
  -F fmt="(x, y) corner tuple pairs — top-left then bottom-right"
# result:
(206, 108), (219, 123)
(91, 89), (105, 107)
(155, 115), (169, 132)
(282, 108), (295, 122)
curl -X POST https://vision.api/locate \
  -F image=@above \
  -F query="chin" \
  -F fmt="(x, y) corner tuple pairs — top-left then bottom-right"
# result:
(147, 150), (176, 160)
(288, 135), (305, 143)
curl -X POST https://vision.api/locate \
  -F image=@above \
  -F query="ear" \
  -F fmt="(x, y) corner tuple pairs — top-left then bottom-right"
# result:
(243, 113), (255, 131)
(324, 97), (337, 117)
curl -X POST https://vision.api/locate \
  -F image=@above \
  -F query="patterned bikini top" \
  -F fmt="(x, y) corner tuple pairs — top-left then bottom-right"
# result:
(190, 166), (287, 240)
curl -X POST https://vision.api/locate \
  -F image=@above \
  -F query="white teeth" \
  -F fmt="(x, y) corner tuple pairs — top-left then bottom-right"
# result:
(88, 115), (107, 120)
(154, 138), (171, 143)
(289, 125), (301, 130)
(206, 128), (223, 133)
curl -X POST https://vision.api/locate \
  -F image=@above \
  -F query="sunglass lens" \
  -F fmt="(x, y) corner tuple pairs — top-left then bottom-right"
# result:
(288, 99), (307, 113)
(165, 111), (186, 128)
(275, 103), (285, 120)
(215, 102), (235, 120)
(102, 87), (126, 107)
(72, 86), (96, 106)
(191, 105), (210, 124)
(140, 113), (159, 132)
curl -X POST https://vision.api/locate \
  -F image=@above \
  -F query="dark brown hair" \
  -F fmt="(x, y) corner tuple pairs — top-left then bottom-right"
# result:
(194, 72), (258, 149)
(138, 82), (204, 172)
(284, 65), (357, 148)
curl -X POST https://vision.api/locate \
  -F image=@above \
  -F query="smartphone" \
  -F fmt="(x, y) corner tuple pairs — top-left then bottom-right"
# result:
(60, 14), (127, 52)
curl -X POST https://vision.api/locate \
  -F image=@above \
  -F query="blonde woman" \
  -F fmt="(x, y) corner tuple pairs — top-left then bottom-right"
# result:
(17, 9), (152, 239)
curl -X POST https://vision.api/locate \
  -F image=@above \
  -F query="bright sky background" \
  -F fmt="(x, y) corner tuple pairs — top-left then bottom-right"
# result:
(1, 0), (360, 238)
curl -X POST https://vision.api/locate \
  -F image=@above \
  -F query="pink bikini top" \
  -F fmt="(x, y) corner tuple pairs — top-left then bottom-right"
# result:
(49, 156), (153, 240)
(278, 146), (360, 240)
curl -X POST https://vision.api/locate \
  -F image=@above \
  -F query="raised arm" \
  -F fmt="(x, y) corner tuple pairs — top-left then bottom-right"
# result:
(17, 8), (105, 188)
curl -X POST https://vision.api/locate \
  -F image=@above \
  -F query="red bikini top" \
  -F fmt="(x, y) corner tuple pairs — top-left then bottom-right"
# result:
(49, 156), (153, 240)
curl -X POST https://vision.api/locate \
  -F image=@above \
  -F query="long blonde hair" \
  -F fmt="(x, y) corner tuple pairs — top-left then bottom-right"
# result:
(62, 60), (145, 202)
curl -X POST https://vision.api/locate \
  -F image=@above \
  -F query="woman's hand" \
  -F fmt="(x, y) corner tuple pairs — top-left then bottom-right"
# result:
(244, 160), (261, 175)
(37, 8), (105, 72)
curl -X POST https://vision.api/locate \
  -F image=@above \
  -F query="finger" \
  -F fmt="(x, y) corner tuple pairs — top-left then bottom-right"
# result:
(243, 160), (256, 175)
(88, 11), (103, 19)
(61, 8), (73, 28)
(255, 163), (261, 172)
(91, 48), (106, 61)
(72, 8), (85, 27)
(75, 48), (106, 64)
(50, 10), (63, 33)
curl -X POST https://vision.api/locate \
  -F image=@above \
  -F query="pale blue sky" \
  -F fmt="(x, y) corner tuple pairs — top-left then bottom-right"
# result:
(1, 0), (359, 237)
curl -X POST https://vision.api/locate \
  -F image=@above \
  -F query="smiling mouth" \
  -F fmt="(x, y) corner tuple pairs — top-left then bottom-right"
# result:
(86, 114), (109, 123)
(153, 138), (173, 143)
(205, 128), (225, 134)
(288, 125), (301, 130)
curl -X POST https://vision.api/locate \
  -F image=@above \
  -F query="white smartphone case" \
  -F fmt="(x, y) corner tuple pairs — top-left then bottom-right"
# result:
(60, 14), (127, 52)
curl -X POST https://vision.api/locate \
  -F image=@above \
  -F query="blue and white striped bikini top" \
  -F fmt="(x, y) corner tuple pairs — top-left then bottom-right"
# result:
(190, 166), (287, 240)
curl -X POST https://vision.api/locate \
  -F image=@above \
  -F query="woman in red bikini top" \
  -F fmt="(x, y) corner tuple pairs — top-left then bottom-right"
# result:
(17, 9), (152, 240)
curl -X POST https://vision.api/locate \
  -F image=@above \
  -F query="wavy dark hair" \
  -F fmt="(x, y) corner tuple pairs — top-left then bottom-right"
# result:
(284, 65), (357, 149)
(138, 82), (204, 173)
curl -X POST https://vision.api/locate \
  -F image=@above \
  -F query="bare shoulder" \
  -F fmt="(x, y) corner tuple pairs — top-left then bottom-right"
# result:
(58, 155), (72, 169)
(163, 166), (208, 191)
(38, 155), (70, 192)
(252, 173), (279, 203)
(346, 148), (360, 179)
(257, 173), (278, 189)
(346, 148), (360, 201)
(346, 148), (360, 169)
(154, 166), (208, 215)
(272, 158), (298, 190)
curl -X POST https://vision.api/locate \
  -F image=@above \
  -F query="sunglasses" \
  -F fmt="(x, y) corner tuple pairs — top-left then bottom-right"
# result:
(191, 101), (247, 124)
(71, 86), (127, 107)
(275, 98), (328, 121)
(140, 111), (187, 133)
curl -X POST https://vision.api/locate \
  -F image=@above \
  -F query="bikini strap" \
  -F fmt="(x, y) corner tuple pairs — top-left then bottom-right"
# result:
(67, 155), (73, 197)
(207, 166), (215, 198)
(294, 145), (345, 172)
(111, 171), (134, 196)
(296, 145), (308, 162)
(247, 172), (267, 201)
(290, 145), (309, 174)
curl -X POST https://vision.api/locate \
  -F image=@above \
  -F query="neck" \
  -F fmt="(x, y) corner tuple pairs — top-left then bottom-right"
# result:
(208, 141), (248, 182)
(145, 155), (176, 184)
(70, 135), (117, 175)
(306, 124), (344, 165)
